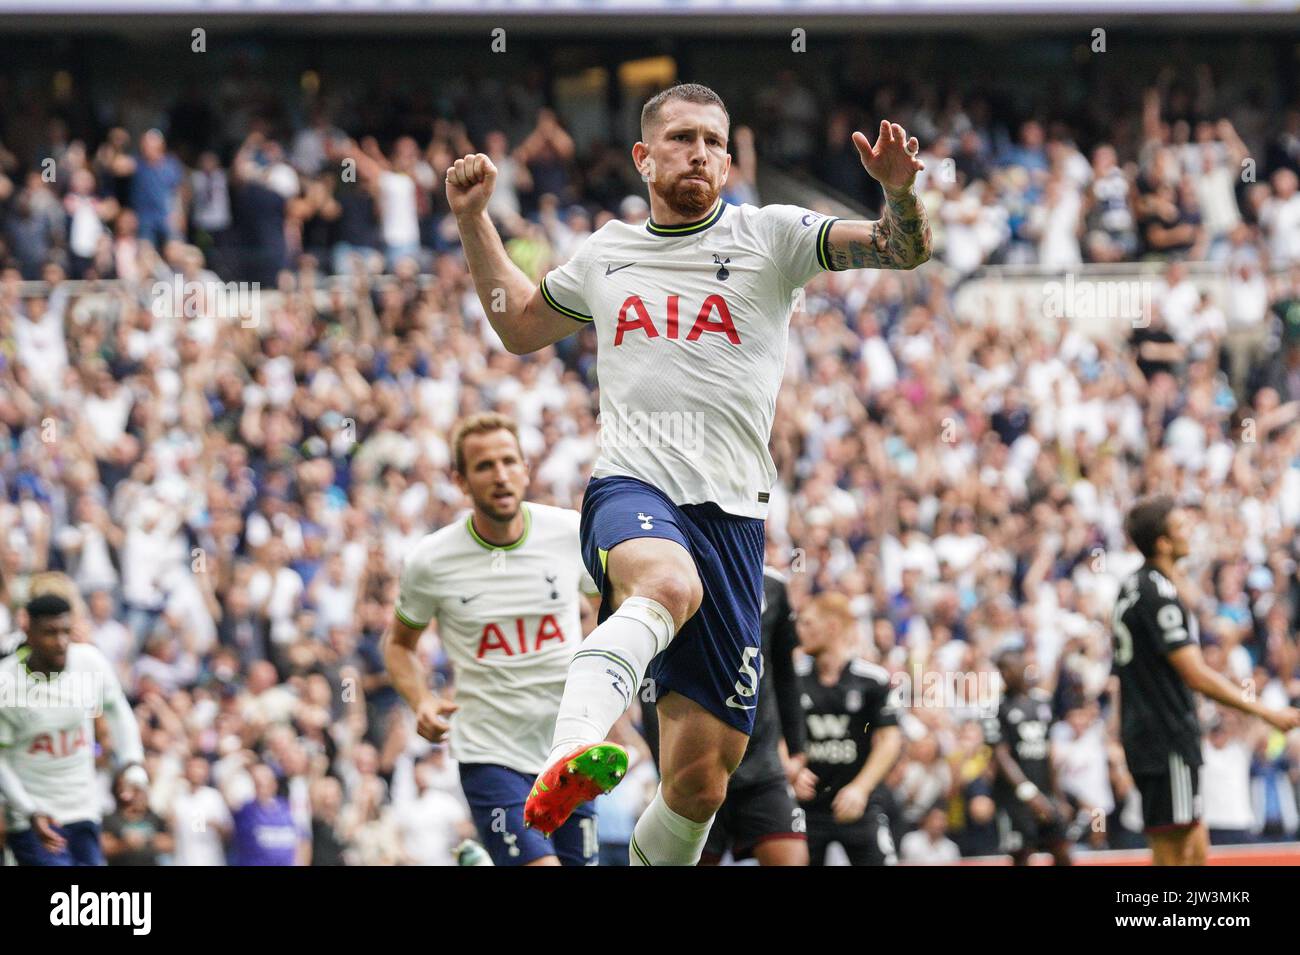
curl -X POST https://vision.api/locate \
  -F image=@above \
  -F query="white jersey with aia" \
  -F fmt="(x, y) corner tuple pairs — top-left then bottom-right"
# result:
(540, 199), (839, 519)
(394, 502), (599, 775)
(0, 642), (141, 830)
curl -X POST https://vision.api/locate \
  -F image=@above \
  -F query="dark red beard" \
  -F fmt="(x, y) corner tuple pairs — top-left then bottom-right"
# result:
(651, 172), (718, 219)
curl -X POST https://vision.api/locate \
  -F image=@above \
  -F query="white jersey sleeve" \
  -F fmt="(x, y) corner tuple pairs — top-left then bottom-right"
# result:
(0, 705), (38, 817)
(394, 540), (440, 630)
(538, 233), (597, 324)
(92, 644), (143, 766)
(756, 203), (840, 289)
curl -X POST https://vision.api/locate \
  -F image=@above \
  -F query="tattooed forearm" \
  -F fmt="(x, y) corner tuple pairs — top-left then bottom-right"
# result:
(828, 187), (932, 271)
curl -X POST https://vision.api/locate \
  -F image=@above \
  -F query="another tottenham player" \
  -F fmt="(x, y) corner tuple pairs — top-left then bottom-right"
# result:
(984, 638), (1072, 866)
(382, 414), (603, 866)
(447, 83), (930, 865)
(641, 566), (809, 865)
(795, 593), (903, 866)
(0, 593), (146, 866)
(1112, 496), (1299, 866)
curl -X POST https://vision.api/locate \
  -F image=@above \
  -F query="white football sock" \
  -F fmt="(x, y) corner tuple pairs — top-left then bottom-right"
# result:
(546, 595), (676, 767)
(629, 785), (714, 866)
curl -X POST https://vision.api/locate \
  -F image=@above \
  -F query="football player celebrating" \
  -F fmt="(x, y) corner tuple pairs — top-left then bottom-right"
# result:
(447, 83), (930, 864)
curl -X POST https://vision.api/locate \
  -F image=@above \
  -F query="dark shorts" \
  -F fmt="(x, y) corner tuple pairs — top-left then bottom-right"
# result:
(1134, 752), (1202, 833)
(804, 799), (897, 867)
(997, 800), (1068, 854)
(8, 820), (104, 866)
(459, 763), (598, 866)
(580, 475), (766, 736)
(702, 776), (806, 862)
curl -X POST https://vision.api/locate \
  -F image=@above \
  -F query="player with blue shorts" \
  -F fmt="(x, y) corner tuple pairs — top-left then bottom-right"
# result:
(384, 413), (602, 866)
(1, 589), (148, 866)
(447, 82), (931, 865)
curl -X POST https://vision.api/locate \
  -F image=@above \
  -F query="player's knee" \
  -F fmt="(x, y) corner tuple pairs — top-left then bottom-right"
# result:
(633, 573), (701, 630)
(663, 761), (729, 821)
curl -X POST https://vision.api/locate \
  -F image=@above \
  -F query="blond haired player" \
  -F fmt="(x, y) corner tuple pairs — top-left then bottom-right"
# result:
(0, 588), (145, 866)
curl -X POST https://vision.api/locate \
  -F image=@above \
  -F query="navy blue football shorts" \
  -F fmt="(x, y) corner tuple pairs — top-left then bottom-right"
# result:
(579, 475), (766, 735)
(459, 762), (598, 865)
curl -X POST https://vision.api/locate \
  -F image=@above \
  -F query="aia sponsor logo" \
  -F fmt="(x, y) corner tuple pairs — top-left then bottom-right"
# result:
(477, 615), (567, 658)
(613, 294), (740, 345)
(28, 724), (89, 758)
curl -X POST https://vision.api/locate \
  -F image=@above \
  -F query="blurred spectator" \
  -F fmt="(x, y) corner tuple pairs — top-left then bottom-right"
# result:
(514, 109), (575, 210)
(1083, 145), (1137, 263)
(900, 804), (961, 863)
(231, 132), (299, 285)
(7, 177), (64, 279)
(126, 130), (185, 249)
(102, 769), (173, 866)
(1051, 701), (1112, 850)
(1202, 710), (1260, 845)
(1261, 168), (1300, 265)
(230, 763), (306, 866)
(483, 129), (532, 225)
(1250, 727), (1298, 840)
(308, 775), (348, 866)
(169, 755), (233, 865)
(389, 752), (475, 866)
(189, 151), (233, 274)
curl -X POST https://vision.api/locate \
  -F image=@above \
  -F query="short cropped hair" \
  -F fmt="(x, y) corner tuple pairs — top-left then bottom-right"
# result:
(451, 412), (523, 476)
(27, 593), (72, 620)
(1125, 494), (1177, 559)
(641, 83), (729, 140)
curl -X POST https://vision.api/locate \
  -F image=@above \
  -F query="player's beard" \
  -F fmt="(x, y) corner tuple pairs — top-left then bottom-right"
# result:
(652, 168), (719, 219)
(475, 489), (520, 524)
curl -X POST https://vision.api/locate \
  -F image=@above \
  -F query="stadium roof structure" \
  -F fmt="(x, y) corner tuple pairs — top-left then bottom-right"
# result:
(2, 0), (1300, 34)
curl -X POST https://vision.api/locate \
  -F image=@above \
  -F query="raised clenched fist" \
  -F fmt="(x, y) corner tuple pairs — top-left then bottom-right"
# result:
(445, 152), (498, 219)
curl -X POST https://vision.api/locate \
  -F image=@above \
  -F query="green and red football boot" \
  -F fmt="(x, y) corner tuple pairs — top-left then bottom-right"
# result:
(524, 742), (629, 836)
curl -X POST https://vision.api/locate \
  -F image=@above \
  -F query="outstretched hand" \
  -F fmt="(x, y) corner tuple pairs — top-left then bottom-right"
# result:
(854, 120), (924, 196)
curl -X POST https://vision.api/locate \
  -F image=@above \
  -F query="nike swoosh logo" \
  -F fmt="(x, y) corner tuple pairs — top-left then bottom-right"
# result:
(459, 594), (483, 604)
(605, 262), (635, 275)
(725, 696), (757, 711)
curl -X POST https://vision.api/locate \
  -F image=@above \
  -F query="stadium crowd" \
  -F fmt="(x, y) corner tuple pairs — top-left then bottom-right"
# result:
(2, 52), (1300, 864)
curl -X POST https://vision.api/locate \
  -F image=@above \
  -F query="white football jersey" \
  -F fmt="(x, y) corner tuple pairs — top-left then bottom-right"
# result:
(0, 642), (141, 830)
(541, 199), (839, 519)
(394, 502), (598, 776)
